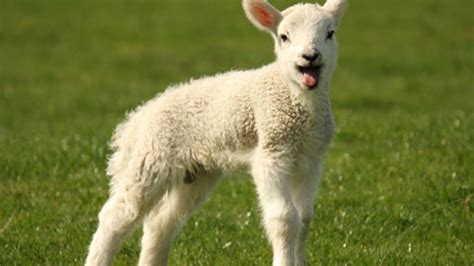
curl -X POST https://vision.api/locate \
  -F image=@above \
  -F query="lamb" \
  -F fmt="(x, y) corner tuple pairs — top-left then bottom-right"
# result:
(85, 0), (347, 265)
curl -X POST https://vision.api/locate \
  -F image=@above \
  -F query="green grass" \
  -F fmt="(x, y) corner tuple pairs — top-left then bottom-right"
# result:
(1, 0), (473, 264)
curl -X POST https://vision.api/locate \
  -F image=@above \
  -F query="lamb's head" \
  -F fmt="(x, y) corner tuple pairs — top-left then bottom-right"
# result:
(243, 0), (347, 91)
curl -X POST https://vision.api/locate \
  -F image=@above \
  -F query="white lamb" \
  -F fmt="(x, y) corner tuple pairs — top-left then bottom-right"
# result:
(85, 0), (347, 265)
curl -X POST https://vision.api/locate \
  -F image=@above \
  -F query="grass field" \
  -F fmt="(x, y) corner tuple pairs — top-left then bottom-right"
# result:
(1, 0), (473, 264)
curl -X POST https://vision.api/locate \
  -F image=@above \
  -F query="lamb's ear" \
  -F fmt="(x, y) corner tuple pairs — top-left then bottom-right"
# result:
(322, 0), (348, 25)
(243, 0), (282, 35)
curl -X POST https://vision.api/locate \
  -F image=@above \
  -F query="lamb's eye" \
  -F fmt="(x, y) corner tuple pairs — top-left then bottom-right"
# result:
(326, 30), (335, 40)
(280, 34), (289, 42)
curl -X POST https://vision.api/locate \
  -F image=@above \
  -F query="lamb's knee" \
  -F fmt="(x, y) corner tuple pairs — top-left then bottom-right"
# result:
(98, 197), (141, 232)
(264, 208), (300, 240)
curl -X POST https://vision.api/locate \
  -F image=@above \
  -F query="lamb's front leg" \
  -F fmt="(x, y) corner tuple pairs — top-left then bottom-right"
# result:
(289, 161), (323, 266)
(252, 152), (300, 266)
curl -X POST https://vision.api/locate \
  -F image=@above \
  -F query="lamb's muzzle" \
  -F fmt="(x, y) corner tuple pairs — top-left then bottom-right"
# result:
(298, 64), (323, 89)
(302, 51), (321, 63)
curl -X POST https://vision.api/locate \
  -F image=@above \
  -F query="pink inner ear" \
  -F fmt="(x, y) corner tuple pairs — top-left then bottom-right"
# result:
(251, 3), (274, 28)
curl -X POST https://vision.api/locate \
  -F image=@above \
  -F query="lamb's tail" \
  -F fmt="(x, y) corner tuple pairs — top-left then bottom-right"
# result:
(106, 112), (139, 178)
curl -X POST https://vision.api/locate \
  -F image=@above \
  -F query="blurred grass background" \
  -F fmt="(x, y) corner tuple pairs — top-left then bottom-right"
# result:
(0, 0), (473, 264)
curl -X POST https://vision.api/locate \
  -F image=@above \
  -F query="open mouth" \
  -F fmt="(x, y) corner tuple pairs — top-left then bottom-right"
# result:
(297, 65), (322, 89)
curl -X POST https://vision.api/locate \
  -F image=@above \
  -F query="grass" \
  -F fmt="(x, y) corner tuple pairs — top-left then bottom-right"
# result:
(1, 0), (473, 264)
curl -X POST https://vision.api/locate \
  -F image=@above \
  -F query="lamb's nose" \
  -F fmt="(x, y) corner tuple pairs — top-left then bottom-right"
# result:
(302, 51), (321, 63)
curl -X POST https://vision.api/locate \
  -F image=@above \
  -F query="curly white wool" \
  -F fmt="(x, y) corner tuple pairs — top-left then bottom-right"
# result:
(86, 0), (347, 265)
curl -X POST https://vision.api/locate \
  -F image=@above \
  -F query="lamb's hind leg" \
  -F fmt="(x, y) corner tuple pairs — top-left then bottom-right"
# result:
(138, 171), (221, 266)
(85, 166), (166, 266)
(86, 188), (144, 266)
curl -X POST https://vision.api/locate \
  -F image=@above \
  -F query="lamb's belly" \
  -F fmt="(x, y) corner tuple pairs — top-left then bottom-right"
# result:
(212, 148), (255, 171)
(202, 128), (257, 170)
(200, 107), (257, 169)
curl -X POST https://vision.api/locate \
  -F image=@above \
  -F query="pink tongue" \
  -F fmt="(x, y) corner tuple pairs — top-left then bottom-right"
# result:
(302, 69), (318, 87)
